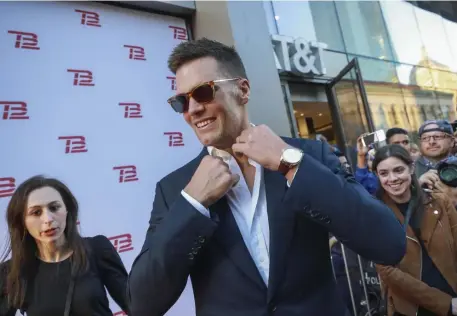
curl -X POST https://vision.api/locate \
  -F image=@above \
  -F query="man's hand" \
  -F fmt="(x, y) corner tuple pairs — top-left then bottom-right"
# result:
(419, 170), (440, 189)
(357, 134), (369, 157)
(184, 156), (239, 208)
(231, 124), (289, 171)
(433, 181), (457, 206)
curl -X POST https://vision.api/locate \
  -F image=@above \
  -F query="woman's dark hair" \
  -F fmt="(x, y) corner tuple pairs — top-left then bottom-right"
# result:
(1, 175), (87, 308)
(372, 144), (425, 234)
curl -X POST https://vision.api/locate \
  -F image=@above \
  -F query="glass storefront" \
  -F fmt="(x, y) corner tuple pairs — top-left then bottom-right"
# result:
(264, 0), (457, 143)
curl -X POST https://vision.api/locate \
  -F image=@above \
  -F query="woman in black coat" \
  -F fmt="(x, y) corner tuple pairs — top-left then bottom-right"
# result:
(0, 175), (130, 316)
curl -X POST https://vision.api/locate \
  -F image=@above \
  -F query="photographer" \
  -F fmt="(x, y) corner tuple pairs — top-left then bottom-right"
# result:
(416, 120), (457, 206)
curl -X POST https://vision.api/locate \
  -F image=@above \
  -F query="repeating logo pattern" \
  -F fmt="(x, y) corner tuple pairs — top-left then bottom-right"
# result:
(0, 178), (15, 198)
(108, 233), (134, 253)
(119, 102), (143, 118)
(1, 101), (29, 120)
(113, 165), (139, 183)
(75, 9), (101, 27)
(58, 136), (88, 154)
(124, 45), (146, 60)
(1, 3), (193, 315)
(8, 30), (40, 50)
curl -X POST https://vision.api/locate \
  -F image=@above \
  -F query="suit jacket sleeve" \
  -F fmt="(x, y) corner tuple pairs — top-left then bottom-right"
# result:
(128, 181), (218, 316)
(376, 264), (452, 316)
(90, 235), (130, 315)
(285, 140), (406, 265)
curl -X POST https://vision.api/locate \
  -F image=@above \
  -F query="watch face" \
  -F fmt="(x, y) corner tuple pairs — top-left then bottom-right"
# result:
(283, 148), (303, 164)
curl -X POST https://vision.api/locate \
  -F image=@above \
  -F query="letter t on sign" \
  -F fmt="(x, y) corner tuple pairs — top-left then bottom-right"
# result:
(272, 34), (293, 72)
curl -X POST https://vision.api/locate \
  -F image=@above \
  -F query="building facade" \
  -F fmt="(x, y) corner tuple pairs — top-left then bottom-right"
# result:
(189, 0), (457, 163)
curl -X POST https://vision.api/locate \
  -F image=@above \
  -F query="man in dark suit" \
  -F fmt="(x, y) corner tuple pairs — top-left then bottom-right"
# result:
(128, 38), (406, 316)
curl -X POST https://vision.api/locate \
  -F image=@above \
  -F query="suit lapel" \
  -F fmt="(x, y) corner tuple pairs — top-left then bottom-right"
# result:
(183, 147), (294, 295)
(210, 197), (267, 291)
(264, 169), (294, 302)
(182, 147), (266, 290)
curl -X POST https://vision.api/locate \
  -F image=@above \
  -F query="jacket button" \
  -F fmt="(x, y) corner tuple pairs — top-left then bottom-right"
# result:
(188, 253), (194, 260)
(198, 236), (206, 243)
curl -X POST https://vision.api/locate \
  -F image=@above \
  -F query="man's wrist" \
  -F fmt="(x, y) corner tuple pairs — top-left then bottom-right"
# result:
(285, 166), (299, 185)
(183, 186), (209, 208)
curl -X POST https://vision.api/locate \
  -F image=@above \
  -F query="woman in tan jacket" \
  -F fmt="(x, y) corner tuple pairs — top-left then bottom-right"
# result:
(372, 144), (457, 316)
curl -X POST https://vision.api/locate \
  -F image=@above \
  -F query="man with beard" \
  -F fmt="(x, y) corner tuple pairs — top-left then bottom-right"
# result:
(416, 120), (457, 205)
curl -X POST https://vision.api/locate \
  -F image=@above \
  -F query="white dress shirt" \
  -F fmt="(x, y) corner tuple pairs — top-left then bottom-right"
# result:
(181, 147), (270, 285)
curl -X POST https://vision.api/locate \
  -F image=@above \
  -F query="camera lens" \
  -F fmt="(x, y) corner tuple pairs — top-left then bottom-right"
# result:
(439, 166), (457, 184)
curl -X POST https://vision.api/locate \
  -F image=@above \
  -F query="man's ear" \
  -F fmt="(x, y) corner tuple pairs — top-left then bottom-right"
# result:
(238, 79), (250, 106)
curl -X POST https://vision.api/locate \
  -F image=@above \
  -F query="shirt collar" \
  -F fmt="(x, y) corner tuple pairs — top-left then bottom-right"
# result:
(206, 122), (257, 166)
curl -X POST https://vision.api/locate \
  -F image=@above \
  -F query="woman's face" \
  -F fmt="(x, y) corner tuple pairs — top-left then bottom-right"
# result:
(24, 186), (67, 246)
(376, 157), (412, 201)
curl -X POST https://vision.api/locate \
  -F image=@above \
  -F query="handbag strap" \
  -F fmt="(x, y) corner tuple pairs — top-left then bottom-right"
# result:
(64, 276), (75, 316)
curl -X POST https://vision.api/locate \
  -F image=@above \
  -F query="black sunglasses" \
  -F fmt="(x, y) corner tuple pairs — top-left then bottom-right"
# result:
(167, 78), (240, 113)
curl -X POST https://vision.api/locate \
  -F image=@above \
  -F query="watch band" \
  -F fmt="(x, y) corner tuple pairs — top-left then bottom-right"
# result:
(278, 148), (304, 175)
(278, 160), (292, 175)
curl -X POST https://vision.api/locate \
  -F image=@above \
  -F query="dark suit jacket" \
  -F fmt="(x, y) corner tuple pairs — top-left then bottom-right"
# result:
(128, 137), (406, 316)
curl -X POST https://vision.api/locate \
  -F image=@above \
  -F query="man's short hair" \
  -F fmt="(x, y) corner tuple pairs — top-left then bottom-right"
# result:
(386, 127), (408, 143)
(167, 38), (247, 79)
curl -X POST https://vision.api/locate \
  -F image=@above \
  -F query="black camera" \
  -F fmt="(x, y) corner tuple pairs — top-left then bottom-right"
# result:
(437, 156), (457, 188)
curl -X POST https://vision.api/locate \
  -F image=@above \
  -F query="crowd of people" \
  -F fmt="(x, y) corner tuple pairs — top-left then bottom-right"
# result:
(327, 120), (457, 316)
(0, 38), (457, 316)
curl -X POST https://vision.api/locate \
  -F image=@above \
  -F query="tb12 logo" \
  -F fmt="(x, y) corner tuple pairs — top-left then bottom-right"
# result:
(169, 26), (187, 40)
(109, 234), (134, 253)
(164, 132), (184, 147)
(7, 30), (40, 50)
(166, 76), (176, 90)
(119, 103), (143, 118)
(1, 102), (29, 120)
(124, 45), (146, 61)
(67, 69), (95, 86)
(58, 136), (88, 154)
(0, 178), (16, 198)
(113, 165), (139, 183)
(75, 9), (101, 27)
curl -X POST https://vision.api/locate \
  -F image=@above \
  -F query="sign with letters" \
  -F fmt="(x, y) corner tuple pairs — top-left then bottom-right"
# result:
(0, 1), (200, 316)
(272, 34), (328, 76)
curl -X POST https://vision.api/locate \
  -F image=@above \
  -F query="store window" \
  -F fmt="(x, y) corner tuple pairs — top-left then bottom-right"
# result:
(436, 90), (457, 123)
(321, 50), (349, 78)
(443, 18), (457, 70)
(380, 1), (424, 66)
(401, 86), (442, 137)
(264, 0), (345, 51)
(353, 56), (398, 83)
(414, 6), (455, 71)
(335, 1), (394, 60)
(348, 56), (406, 131)
(430, 69), (457, 91)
